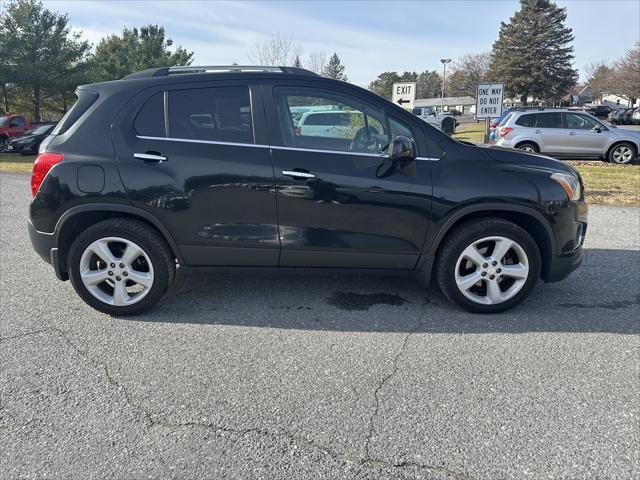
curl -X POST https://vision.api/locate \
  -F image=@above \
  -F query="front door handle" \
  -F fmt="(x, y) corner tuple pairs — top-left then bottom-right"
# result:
(568, 132), (576, 136)
(533, 130), (542, 134)
(282, 170), (316, 180)
(134, 152), (167, 163)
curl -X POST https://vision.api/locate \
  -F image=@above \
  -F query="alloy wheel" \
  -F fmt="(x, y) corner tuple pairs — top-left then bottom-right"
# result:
(612, 146), (634, 164)
(454, 236), (529, 305)
(519, 145), (536, 153)
(79, 237), (154, 306)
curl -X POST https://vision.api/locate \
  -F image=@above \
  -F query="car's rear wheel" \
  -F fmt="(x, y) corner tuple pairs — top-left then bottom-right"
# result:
(68, 218), (175, 316)
(516, 142), (539, 153)
(435, 218), (541, 313)
(608, 142), (636, 164)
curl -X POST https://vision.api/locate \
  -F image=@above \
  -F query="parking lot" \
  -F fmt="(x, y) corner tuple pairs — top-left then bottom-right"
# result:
(1, 171), (638, 478)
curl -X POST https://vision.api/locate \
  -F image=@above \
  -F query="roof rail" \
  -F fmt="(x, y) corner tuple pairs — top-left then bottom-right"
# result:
(122, 65), (318, 80)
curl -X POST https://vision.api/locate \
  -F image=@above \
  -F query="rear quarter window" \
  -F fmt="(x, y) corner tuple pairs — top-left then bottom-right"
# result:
(134, 92), (165, 137)
(515, 114), (536, 127)
(498, 113), (512, 126)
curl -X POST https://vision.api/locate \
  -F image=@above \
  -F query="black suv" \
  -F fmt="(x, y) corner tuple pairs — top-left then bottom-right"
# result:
(28, 65), (588, 315)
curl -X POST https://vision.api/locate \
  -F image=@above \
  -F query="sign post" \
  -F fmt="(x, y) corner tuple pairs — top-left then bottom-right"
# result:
(475, 82), (504, 144)
(392, 82), (416, 111)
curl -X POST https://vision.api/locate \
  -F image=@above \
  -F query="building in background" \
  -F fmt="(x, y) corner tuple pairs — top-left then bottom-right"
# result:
(413, 96), (476, 115)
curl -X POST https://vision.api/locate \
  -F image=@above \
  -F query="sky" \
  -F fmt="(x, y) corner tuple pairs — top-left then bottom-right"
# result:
(45, 0), (640, 87)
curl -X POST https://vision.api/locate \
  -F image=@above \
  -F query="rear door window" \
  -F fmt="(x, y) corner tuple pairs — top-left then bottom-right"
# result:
(536, 113), (563, 128)
(168, 86), (254, 144)
(134, 92), (165, 137)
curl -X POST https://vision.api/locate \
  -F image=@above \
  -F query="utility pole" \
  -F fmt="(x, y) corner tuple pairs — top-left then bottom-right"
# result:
(440, 58), (451, 113)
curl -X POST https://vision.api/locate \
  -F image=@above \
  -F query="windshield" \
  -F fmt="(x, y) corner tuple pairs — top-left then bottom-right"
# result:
(0, 117), (8, 127)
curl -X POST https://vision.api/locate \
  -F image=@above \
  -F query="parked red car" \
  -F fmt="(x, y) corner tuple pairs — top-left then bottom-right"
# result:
(0, 114), (31, 151)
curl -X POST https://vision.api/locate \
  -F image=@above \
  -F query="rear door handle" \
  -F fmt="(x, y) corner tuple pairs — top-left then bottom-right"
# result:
(134, 152), (167, 163)
(567, 132), (576, 136)
(282, 170), (316, 180)
(533, 130), (542, 134)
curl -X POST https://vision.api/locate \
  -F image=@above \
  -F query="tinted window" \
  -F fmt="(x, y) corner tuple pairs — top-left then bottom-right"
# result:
(565, 113), (598, 130)
(274, 87), (388, 154)
(389, 116), (415, 144)
(168, 87), (253, 144)
(515, 114), (536, 127)
(536, 113), (563, 128)
(52, 89), (99, 135)
(11, 117), (25, 128)
(134, 92), (165, 137)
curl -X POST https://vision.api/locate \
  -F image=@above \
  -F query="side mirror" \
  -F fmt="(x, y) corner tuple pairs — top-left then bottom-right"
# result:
(593, 126), (602, 133)
(388, 134), (416, 161)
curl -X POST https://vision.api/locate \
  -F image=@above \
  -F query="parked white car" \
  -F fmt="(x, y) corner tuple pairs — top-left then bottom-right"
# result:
(297, 110), (363, 138)
(412, 107), (457, 134)
(492, 108), (640, 163)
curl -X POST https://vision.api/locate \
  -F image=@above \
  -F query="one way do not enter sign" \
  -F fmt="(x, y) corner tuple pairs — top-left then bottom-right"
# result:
(392, 82), (416, 110)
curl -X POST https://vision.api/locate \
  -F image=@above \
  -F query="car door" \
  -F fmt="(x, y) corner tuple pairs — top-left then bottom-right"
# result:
(112, 80), (279, 267)
(262, 81), (432, 269)
(563, 112), (609, 156)
(7, 116), (25, 137)
(534, 112), (567, 155)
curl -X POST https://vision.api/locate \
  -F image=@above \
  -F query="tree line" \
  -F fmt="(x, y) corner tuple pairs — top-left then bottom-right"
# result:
(1, 0), (638, 122)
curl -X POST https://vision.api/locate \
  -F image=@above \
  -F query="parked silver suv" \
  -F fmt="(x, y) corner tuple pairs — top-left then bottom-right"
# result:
(493, 108), (640, 163)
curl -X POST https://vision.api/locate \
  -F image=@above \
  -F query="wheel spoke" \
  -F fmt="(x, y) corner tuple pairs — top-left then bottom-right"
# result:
(92, 240), (117, 264)
(500, 263), (528, 280)
(112, 281), (130, 306)
(127, 270), (152, 288)
(456, 271), (482, 291)
(120, 243), (143, 266)
(492, 238), (513, 263)
(461, 244), (486, 267)
(486, 280), (504, 304)
(81, 269), (109, 286)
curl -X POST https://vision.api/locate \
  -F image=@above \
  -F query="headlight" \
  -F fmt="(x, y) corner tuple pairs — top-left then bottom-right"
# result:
(551, 172), (581, 201)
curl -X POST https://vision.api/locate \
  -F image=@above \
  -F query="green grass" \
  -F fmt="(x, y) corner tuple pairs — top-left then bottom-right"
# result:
(453, 122), (486, 143)
(0, 153), (34, 174)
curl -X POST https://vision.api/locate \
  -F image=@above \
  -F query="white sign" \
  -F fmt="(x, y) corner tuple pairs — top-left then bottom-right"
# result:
(475, 83), (504, 118)
(392, 82), (416, 110)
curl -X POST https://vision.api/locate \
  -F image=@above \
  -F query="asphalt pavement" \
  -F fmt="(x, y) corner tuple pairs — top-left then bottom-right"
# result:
(1, 171), (638, 479)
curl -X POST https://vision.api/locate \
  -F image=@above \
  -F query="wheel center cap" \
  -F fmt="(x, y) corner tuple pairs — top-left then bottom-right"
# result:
(487, 267), (496, 276)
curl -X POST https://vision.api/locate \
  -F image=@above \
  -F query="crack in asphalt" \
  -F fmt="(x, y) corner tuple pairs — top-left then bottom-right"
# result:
(362, 321), (423, 457)
(5, 325), (474, 479)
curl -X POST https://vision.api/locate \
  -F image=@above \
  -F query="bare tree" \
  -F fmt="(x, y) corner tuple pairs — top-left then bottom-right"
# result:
(584, 61), (614, 102)
(306, 52), (327, 75)
(247, 34), (301, 66)
(612, 42), (640, 104)
(450, 52), (491, 98)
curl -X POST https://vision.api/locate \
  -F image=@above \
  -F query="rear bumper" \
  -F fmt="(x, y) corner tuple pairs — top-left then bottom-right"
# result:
(28, 220), (68, 280)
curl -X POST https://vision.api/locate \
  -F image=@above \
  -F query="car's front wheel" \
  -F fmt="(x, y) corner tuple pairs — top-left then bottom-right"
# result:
(608, 142), (636, 164)
(435, 218), (541, 313)
(68, 218), (175, 316)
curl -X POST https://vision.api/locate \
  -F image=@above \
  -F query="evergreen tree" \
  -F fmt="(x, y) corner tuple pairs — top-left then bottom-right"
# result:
(93, 25), (193, 81)
(489, 0), (578, 104)
(369, 71), (401, 99)
(292, 54), (303, 68)
(0, 0), (91, 119)
(322, 53), (348, 81)
(416, 70), (442, 99)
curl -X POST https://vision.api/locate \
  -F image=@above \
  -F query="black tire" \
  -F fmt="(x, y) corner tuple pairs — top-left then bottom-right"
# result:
(435, 218), (542, 314)
(516, 142), (539, 153)
(441, 117), (455, 135)
(68, 218), (176, 316)
(0, 137), (7, 153)
(607, 142), (637, 164)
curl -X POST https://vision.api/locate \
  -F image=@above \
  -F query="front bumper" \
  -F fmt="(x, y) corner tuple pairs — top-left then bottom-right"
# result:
(543, 200), (588, 283)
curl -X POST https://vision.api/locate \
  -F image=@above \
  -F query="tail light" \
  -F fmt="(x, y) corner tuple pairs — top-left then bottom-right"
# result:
(490, 122), (498, 128)
(500, 127), (513, 138)
(31, 153), (63, 197)
(294, 126), (301, 135)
